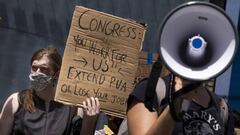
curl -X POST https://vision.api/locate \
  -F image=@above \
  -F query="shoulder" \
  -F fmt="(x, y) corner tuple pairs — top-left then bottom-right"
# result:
(207, 90), (229, 124)
(128, 77), (167, 111)
(128, 78), (149, 105)
(0, 92), (20, 135)
(218, 97), (229, 124)
(129, 77), (168, 102)
(133, 78), (149, 96)
(134, 78), (149, 92)
(11, 92), (19, 113)
(0, 92), (19, 117)
(6, 92), (19, 114)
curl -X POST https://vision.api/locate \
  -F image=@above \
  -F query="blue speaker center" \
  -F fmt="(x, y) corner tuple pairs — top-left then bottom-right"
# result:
(192, 38), (202, 49)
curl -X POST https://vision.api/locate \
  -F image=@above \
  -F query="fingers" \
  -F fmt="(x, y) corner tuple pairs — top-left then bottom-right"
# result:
(86, 98), (92, 114)
(82, 100), (87, 112)
(90, 97), (95, 115)
(82, 97), (100, 116)
(95, 97), (100, 114)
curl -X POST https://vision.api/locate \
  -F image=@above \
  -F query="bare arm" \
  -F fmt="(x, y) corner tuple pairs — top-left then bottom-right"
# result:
(127, 98), (175, 135)
(0, 93), (19, 135)
(80, 97), (100, 135)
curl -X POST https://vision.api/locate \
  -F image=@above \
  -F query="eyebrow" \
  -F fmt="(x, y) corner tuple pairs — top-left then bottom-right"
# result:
(32, 63), (49, 67)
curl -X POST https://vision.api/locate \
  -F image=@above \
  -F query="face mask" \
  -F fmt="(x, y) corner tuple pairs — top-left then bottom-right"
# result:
(29, 72), (53, 92)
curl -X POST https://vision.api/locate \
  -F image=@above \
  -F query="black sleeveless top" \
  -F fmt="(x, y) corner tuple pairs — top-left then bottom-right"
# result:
(172, 91), (224, 135)
(12, 94), (73, 135)
(128, 78), (226, 135)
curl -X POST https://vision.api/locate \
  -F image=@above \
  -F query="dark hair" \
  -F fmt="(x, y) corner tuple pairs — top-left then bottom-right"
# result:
(19, 47), (62, 112)
(31, 47), (62, 73)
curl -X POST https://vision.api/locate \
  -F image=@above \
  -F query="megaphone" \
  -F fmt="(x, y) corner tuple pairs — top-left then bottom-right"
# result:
(158, 1), (239, 81)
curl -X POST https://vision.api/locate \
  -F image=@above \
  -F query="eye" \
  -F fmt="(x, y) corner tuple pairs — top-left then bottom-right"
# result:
(31, 65), (51, 75)
(31, 65), (38, 72)
(41, 67), (51, 75)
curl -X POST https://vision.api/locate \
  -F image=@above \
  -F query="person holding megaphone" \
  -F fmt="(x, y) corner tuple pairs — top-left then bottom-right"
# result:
(127, 67), (234, 135)
(127, 1), (238, 135)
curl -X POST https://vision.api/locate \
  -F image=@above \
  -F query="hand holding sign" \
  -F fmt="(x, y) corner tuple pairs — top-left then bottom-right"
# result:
(83, 97), (100, 116)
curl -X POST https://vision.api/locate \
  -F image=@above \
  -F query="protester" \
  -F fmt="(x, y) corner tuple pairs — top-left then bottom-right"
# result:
(0, 47), (100, 135)
(127, 60), (235, 135)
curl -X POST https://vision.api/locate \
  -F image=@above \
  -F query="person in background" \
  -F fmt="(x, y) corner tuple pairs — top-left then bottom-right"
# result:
(0, 47), (100, 135)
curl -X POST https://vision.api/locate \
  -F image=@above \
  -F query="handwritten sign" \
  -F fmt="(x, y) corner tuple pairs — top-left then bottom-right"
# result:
(134, 52), (158, 85)
(133, 51), (171, 86)
(55, 6), (146, 118)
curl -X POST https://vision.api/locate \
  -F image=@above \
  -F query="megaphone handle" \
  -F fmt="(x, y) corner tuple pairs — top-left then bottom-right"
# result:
(168, 74), (180, 121)
(168, 74), (201, 121)
(144, 55), (162, 112)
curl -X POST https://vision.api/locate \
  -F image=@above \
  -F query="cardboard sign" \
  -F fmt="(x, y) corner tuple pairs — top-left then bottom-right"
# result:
(133, 51), (172, 85)
(133, 51), (158, 85)
(55, 6), (146, 118)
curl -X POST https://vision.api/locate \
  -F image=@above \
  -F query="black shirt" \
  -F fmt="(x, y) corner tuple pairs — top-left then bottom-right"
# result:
(12, 94), (73, 135)
(128, 78), (226, 135)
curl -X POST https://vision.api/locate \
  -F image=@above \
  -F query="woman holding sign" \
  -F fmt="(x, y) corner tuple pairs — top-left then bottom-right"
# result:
(0, 47), (100, 135)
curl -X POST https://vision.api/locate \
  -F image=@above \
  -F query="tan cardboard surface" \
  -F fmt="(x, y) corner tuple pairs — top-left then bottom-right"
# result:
(55, 6), (146, 118)
(134, 51), (158, 85)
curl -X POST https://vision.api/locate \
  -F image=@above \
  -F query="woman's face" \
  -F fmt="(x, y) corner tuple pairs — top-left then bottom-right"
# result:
(31, 54), (54, 76)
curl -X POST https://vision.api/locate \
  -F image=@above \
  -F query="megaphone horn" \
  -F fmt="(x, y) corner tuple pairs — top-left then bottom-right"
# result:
(158, 1), (239, 81)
